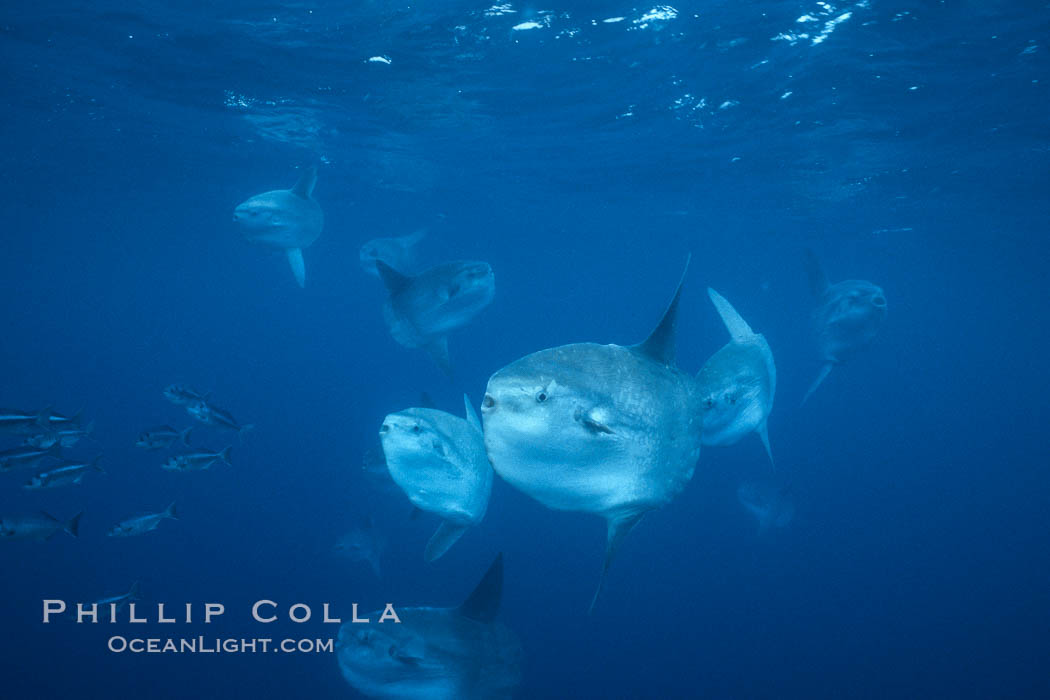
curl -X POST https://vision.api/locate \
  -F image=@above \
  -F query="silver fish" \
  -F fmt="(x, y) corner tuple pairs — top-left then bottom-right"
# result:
(136, 425), (193, 450)
(25, 420), (94, 449)
(234, 166), (323, 287)
(0, 407), (52, 437)
(481, 259), (702, 611)
(162, 447), (231, 472)
(107, 502), (178, 537)
(185, 401), (253, 437)
(0, 511), (82, 541)
(375, 260), (495, 374)
(25, 456), (104, 490)
(95, 581), (141, 612)
(359, 229), (427, 277)
(336, 554), (522, 700)
(802, 249), (887, 404)
(696, 289), (777, 467)
(380, 395), (491, 562)
(0, 443), (62, 472)
(163, 384), (208, 406)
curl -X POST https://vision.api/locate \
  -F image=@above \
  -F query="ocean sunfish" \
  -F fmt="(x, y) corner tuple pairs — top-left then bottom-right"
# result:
(802, 249), (887, 404)
(696, 289), (776, 467)
(380, 395), (491, 562)
(336, 554), (522, 700)
(481, 259), (703, 611)
(234, 166), (323, 287)
(375, 260), (495, 374)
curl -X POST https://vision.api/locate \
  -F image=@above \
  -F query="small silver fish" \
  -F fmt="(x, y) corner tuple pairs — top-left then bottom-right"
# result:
(95, 581), (141, 612)
(26, 420), (94, 449)
(186, 401), (254, 437)
(162, 447), (231, 472)
(0, 511), (82, 541)
(107, 502), (178, 537)
(25, 456), (104, 490)
(163, 384), (208, 406)
(0, 443), (62, 472)
(136, 425), (193, 450)
(0, 407), (52, 437)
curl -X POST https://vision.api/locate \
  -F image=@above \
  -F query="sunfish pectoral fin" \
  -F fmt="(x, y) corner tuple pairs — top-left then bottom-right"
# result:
(424, 520), (469, 563)
(801, 363), (833, 406)
(286, 248), (306, 287)
(757, 420), (775, 471)
(589, 512), (645, 615)
(803, 248), (830, 298)
(463, 394), (482, 432)
(707, 288), (755, 340)
(290, 165), (317, 199)
(633, 255), (690, 366)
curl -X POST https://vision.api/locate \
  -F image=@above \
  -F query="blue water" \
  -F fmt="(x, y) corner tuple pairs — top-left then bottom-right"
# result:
(2, 1), (1049, 698)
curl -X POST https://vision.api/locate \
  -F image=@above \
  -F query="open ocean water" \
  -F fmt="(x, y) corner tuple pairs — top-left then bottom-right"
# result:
(1, 1), (1048, 698)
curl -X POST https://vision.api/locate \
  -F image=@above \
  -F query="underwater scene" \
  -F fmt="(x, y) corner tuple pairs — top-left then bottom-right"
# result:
(1, 1), (1048, 698)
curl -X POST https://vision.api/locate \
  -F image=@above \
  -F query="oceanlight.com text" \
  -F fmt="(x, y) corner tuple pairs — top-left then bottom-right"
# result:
(107, 636), (335, 654)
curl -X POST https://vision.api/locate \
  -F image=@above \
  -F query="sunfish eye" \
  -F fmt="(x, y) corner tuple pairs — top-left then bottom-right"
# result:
(482, 394), (496, 409)
(872, 295), (887, 307)
(703, 397), (716, 409)
(411, 424), (421, 434)
(535, 390), (548, 403)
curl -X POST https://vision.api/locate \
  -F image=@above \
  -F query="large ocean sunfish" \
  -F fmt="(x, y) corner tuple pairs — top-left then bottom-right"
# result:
(234, 166), (323, 287)
(481, 259), (703, 612)
(380, 395), (492, 562)
(375, 260), (495, 374)
(696, 289), (777, 468)
(802, 249), (887, 404)
(336, 554), (522, 700)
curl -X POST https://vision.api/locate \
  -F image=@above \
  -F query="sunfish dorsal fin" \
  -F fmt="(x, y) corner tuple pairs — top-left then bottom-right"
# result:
(457, 553), (503, 622)
(287, 248), (306, 287)
(375, 260), (412, 294)
(589, 512), (644, 614)
(632, 255), (691, 365)
(463, 394), (481, 431)
(424, 520), (469, 563)
(290, 166), (317, 199)
(707, 288), (755, 340)
(803, 248), (830, 298)
(419, 392), (437, 409)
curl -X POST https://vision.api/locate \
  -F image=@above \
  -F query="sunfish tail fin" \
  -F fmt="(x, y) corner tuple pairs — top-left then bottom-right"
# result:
(589, 513), (644, 615)
(287, 248), (306, 287)
(290, 165), (317, 199)
(801, 364), (833, 406)
(424, 520), (469, 563)
(758, 421), (775, 471)
(707, 288), (755, 340)
(458, 553), (503, 623)
(633, 254), (691, 366)
(803, 248), (830, 298)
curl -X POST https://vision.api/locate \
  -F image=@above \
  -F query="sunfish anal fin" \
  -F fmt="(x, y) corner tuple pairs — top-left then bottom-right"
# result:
(457, 553), (503, 623)
(758, 420), (775, 471)
(424, 520), (469, 563)
(707, 288), (755, 340)
(633, 255), (691, 366)
(589, 512), (645, 615)
(424, 336), (453, 377)
(287, 248), (306, 287)
(801, 363), (833, 406)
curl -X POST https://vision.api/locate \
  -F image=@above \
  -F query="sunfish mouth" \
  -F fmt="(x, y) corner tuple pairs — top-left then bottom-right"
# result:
(872, 295), (887, 308)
